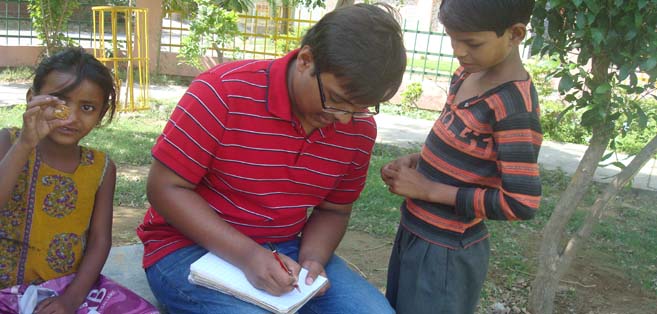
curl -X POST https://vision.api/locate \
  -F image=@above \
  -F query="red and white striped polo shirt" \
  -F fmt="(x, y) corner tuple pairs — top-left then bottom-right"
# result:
(137, 50), (377, 268)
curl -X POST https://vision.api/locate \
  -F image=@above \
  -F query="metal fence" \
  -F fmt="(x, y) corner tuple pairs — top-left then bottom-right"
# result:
(403, 20), (458, 81)
(159, 6), (460, 81)
(1, 1), (465, 81)
(1, 0), (116, 47)
(160, 4), (324, 61)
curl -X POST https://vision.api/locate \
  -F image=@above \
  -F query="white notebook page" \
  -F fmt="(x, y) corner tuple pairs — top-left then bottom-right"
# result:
(189, 252), (327, 313)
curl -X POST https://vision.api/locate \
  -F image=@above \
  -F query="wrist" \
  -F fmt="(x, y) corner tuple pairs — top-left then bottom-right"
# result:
(299, 256), (324, 269)
(14, 136), (36, 154)
(237, 242), (269, 268)
(59, 290), (85, 310)
(298, 244), (329, 267)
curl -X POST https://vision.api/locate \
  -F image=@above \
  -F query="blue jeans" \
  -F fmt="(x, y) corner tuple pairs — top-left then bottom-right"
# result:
(145, 239), (394, 314)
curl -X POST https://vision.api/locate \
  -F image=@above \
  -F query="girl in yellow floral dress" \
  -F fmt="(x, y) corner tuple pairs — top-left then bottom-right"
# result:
(0, 48), (157, 314)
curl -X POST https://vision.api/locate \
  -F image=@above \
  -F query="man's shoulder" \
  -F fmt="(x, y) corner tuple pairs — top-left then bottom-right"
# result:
(187, 59), (272, 102)
(198, 59), (272, 84)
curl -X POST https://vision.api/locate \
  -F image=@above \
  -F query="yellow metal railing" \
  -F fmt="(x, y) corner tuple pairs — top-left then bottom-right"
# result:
(92, 6), (150, 112)
(161, 6), (322, 60)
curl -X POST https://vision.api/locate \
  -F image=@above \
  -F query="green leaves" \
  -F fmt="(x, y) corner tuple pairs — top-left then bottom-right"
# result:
(530, 0), (657, 147)
(642, 57), (657, 72)
(594, 83), (611, 95)
(178, 0), (240, 69)
(28, 0), (79, 56)
(558, 75), (575, 93)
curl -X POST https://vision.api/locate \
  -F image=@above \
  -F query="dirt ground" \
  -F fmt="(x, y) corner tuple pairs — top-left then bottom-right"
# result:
(113, 205), (657, 314)
(114, 166), (657, 314)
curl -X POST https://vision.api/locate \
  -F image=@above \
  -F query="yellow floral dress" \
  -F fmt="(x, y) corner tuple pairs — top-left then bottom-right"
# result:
(0, 128), (109, 288)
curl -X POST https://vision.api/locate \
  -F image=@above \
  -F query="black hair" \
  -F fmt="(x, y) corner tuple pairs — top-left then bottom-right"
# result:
(301, 3), (406, 105)
(439, 0), (535, 37)
(32, 47), (117, 124)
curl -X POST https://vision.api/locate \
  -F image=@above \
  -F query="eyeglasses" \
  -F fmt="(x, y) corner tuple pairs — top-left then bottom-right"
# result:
(315, 68), (379, 118)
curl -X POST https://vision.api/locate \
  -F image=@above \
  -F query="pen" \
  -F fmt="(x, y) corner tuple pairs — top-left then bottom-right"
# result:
(267, 242), (301, 293)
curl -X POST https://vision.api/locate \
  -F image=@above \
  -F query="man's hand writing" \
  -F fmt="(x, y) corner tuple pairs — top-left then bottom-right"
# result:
(243, 247), (301, 296)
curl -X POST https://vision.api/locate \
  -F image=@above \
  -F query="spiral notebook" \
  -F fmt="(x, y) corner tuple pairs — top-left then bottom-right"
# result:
(188, 252), (328, 314)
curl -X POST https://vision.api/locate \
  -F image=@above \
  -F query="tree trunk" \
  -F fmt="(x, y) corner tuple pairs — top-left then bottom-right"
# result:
(334, 0), (355, 10)
(530, 132), (657, 314)
(560, 134), (657, 273)
(280, 5), (290, 35)
(528, 55), (612, 314)
(528, 128), (611, 314)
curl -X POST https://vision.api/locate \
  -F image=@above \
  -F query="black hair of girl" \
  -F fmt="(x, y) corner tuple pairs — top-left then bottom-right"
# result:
(32, 47), (117, 125)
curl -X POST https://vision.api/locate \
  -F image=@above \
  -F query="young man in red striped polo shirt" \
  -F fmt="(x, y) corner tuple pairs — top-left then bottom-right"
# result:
(381, 0), (542, 313)
(137, 3), (406, 313)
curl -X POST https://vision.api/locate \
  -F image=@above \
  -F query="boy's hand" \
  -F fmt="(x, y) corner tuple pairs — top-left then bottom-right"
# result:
(33, 295), (77, 314)
(381, 165), (431, 199)
(19, 95), (71, 149)
(243, 247), (301, 296)
(300, 258), (330, 297)
(380, 153), (420, 183)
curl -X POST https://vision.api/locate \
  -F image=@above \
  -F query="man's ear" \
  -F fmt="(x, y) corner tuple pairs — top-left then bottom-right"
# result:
(26, 88), (34, 103)
(508, 23), (527, 44)
(296, 45), (314, 71)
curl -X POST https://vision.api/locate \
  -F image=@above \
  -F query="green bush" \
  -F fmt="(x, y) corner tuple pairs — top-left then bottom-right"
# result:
(613, 98), (657, 155)
(400, 82), (423, 111)
(540, 100), (590, 144)
(525, 57), (559, 97)
(540, 98), (657, 156)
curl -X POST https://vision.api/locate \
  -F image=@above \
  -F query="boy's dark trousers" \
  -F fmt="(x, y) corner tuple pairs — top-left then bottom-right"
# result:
(386, 226), (490, 314)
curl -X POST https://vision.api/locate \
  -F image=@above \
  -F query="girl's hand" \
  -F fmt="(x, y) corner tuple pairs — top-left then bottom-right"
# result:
(33, 295), (77, 314)
(19, 95), (70, 149)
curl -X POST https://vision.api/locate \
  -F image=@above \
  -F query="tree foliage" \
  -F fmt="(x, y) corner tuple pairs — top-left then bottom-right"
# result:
(530, 0), (657, 136)
(172, 0), (326, 69)
(527, 1), (657, 313)
(177, 0), (241, 69)
(28, 0), (79, 57)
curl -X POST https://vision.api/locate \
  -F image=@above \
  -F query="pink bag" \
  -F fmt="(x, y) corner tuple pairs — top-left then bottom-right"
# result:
(0, 274), (159, 314)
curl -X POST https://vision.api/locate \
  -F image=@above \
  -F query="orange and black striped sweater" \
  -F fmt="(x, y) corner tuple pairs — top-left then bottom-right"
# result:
(400, 67), (543, 249)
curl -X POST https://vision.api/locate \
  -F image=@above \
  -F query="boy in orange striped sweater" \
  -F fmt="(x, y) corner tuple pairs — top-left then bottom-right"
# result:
(381, 0), (541, 313)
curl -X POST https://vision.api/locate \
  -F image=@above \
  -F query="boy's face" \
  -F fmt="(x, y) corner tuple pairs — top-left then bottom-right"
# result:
(289, 46), (374, 131)
(445, 27), (515, 73)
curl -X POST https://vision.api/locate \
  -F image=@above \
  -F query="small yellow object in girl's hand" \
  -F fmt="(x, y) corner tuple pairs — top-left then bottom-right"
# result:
(53, 104), (70, 119)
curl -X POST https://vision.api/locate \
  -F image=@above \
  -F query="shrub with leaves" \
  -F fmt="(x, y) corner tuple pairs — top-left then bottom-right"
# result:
(400, 82), (423, 110)
(28, 0), (79, 57)
(525, 57), (559, 97)
(178, 0), (241, 69)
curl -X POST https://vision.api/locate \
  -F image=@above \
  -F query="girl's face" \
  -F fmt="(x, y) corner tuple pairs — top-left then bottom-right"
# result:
(31, 71), (106, 146)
